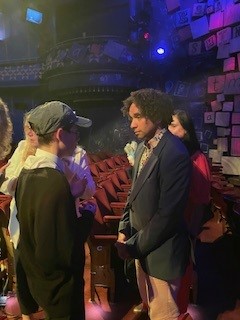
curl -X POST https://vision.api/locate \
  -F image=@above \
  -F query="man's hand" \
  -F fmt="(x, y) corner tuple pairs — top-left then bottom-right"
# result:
(115, 241), (131, 260)
(117, 232), (127, 242)
(79, 200), (96, 215)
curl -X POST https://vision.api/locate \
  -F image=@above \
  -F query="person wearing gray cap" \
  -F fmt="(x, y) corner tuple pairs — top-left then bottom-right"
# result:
(14, 101), (92, 320)
(29, 101), (92, 136)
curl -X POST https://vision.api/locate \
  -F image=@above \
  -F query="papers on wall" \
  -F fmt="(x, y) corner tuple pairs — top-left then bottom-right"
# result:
(221, 156), (240, 175)
(190, 16), (209, 39)
(208, 75), (225, 93)
(204, 111), (215, 123)
(222, 101), (234, 111)
(223, 57), (236, 72)
(217, 44), (230, 59)
(234, 95), (240, 111)
(217, 127), (231, 136)
(232, 112), (240, 124)
(211, 100), (222, 111)
(232, 125), (240, 137)
(217, 137), (228, 152)
(209, 148), (223, 163)
(215, 112), (230, 126)
(231, 138), (240, 156)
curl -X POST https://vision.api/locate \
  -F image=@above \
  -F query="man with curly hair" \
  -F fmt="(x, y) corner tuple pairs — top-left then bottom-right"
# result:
(115, 88), (191, 320)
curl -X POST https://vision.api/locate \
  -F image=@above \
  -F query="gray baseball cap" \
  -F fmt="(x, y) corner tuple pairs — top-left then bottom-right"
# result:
(28, 101), (92, 135)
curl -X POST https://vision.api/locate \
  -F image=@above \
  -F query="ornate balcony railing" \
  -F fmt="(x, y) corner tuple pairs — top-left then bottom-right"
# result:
(0, 36), (143, 95)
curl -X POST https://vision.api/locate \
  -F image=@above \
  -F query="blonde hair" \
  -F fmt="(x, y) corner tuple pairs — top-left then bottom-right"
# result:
(0, 98), (13, 160)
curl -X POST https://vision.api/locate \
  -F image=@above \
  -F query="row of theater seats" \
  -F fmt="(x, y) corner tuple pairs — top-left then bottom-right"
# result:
(86, 153), (193, 319)
(87, 152), (131, 184)
(86, 153), (131, 303)
(210, 163), (240, 237)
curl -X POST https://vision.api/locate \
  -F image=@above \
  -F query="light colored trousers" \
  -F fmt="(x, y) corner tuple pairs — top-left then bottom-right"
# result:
(135, 259), (181, 320)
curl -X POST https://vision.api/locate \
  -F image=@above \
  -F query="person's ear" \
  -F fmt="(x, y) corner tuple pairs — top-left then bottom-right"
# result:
(55, 128), (64, 142)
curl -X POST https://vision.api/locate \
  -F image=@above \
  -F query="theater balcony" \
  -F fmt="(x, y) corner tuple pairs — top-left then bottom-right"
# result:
(0, 35), (145, 102)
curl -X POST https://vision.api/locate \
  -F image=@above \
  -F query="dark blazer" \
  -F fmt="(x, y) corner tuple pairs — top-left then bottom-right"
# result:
(119, 130), (191, 281)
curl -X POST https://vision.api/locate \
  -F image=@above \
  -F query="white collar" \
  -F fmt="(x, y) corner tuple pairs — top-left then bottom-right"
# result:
(24, 148), (65, 173)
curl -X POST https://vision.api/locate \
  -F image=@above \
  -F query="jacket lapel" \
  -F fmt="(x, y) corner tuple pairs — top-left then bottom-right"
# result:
(128, 132), (168, 205)
(132, 142), (145, 184)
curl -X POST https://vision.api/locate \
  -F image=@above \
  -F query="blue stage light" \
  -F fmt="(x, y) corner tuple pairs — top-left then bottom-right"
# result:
(150, 40), (170, 60)
(157, 47), (165, 55)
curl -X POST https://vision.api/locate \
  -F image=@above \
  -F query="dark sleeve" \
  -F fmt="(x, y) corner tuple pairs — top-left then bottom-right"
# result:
(16, 169), (76, 273)
(118, 203), (131, 237)
(34, 173), (75, 272)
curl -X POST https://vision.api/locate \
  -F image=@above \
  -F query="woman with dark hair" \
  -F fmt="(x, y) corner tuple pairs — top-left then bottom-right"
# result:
(169, 110), (200, 154)
(169, 109), (211, 237)
(168, 109), (212, 310)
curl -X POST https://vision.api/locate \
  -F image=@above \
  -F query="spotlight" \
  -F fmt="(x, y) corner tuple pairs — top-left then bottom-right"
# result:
(157, 47), (165, 55)
(151, 40), (169, 60)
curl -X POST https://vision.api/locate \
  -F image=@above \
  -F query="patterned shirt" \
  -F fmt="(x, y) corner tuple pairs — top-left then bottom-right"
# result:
(137, 128), (166, 176)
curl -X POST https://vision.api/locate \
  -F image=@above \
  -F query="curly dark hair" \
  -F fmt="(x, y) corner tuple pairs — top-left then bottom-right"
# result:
(121, 88), (174, 128)
(172, 109), (200, 155)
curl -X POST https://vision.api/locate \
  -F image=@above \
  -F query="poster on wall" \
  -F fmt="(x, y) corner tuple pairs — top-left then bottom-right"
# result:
(217, 137), (228, 152)
(224, 72), (240, 94)
(217, 127), (231, 136)
(211, 100), (222, 111)
(232, 125), (240, 137)
(215, 112), (230, 127)
(204, 112), (215, 123)
(174, 81), (191, 97)
(208, 75), (225, 93)
(222, 102), (234, 111)
(209, 149), (222, 163)
(231, 138), (240, 156)
(232, 112), (240, 124)
(234, 95), (240, 112)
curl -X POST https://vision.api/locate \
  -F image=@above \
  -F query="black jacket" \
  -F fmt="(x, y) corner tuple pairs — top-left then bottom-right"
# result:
(15, 167), (85, 318)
